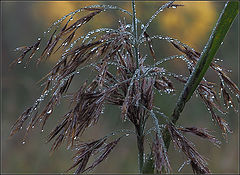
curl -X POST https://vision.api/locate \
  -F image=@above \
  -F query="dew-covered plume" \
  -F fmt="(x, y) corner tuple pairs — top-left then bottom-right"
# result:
(10, 1), (239, 174)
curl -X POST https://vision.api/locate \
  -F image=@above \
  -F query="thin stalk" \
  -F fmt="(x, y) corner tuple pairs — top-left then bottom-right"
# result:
(132, 0), (139, 68)
(136, 125), (144, 173)
(132, 0), (144, 173)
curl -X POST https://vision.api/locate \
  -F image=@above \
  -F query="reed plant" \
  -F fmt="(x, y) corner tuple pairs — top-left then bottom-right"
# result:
(10, 1), (239, 174)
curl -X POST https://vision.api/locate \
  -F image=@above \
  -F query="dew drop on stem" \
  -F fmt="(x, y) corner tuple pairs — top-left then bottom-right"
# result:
(47, 109), (52, 114)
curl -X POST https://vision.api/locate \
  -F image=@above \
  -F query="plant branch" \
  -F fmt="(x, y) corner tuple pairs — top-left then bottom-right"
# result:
(143, 1), (239, 173)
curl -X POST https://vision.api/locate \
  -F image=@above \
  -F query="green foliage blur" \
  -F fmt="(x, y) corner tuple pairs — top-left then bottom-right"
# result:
(2, 1), (239, 173)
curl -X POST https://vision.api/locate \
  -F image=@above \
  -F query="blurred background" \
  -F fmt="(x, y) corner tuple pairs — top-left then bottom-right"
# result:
(2, 1), (239, 173)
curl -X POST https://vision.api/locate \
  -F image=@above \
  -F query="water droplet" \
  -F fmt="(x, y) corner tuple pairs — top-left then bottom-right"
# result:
(67, 145), (71, 150)
(46, 109), (52, 114)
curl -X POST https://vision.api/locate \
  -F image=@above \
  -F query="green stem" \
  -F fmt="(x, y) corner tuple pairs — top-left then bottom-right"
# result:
(167, 0), (239, 148)
(143, 1), (239, 173)
(171, 1), (239, 124)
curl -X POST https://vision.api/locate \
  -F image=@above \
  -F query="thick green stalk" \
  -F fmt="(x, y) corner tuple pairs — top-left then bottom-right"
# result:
(170, 1), (239, 125)
(143, 1), (239, 173)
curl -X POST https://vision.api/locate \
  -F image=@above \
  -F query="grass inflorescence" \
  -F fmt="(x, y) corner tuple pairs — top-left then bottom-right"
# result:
(10, 1), (239, 174)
